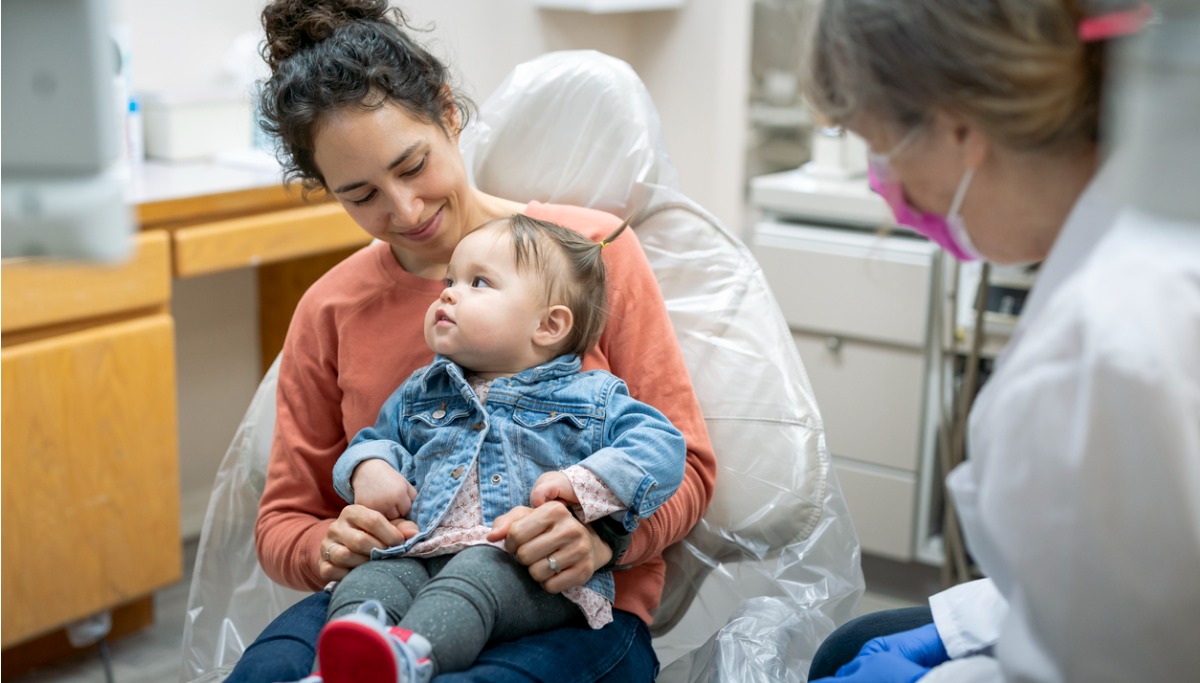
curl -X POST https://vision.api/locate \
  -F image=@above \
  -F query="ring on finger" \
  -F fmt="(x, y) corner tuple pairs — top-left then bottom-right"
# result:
(547, 555), (561, 574)
(323, 543), (336, 562)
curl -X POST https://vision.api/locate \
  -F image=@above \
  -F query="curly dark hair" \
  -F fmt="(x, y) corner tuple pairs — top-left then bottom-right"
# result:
(259, 0), (475, 192)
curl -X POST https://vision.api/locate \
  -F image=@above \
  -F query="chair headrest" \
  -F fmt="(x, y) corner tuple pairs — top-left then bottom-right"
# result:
(461, 50), (679, 217)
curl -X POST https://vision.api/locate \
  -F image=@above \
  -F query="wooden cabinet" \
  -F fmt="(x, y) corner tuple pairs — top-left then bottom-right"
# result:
(1, 232), (180, 649)
(139, 183), (371, 371)
(1, 179), (370, 668)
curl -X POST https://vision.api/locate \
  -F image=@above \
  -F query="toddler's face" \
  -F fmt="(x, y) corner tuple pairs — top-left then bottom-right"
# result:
(424, 225), (548, 375)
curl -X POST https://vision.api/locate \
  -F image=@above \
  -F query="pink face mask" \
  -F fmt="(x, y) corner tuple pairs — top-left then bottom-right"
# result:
(867, 150), (981, 262)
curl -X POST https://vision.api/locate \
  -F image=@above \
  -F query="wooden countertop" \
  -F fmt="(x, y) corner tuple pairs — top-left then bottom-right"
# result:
(130, 158), (371, 277)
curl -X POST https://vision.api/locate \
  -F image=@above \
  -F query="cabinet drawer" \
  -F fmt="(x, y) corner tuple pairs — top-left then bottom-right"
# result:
(172, 202), (370, 277)
(834, 458), (916, 561)
(753, 222), (936, 348)
(1, 231), (170, 334)
(1, 315), (181, 647)
(793, 331), (925, 471)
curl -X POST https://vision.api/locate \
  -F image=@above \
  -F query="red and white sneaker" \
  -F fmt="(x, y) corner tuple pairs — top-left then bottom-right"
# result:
(312, 600), (434, 683)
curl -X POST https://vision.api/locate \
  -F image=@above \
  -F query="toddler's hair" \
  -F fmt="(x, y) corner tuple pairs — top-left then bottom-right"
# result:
(491, 214), (629, 358)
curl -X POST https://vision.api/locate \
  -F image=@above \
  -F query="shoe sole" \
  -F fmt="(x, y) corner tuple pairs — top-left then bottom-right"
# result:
(318, 619), (402, 683)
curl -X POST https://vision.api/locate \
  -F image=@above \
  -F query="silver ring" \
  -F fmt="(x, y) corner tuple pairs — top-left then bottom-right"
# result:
(323, 544), (334, 562)
(547, 555), (561, 574)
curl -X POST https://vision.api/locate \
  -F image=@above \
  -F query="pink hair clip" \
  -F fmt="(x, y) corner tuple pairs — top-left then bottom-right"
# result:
(1078, 2), (1156, 42)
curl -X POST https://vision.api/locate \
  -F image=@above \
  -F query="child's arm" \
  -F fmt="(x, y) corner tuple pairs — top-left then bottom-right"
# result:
(332, 389), (418, 521)
(350, 459), (417, 521)
(532, 379), (687, 532)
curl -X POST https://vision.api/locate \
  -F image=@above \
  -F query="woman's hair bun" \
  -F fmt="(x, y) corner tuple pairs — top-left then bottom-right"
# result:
(261, 0), (391, 72)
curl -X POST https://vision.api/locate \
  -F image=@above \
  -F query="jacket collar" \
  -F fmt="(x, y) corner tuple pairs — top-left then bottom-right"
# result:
(421, 354), (582, 391)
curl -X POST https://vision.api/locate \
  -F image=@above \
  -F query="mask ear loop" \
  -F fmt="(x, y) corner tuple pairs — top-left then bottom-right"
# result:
(867, 126), (923, 185)
(946, 166), (981, 258)
(947, 166), (975, 217)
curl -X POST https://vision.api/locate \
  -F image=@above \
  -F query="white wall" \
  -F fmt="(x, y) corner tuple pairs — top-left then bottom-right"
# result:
(112, 0), (265, 91)
(409, 1), (752, 228)
(629, 1), (752, 231)
(114, 0), (751, 227)
(112, 0), (752, 537)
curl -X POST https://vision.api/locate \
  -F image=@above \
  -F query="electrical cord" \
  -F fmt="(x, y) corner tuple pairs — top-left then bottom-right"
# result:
(98, 638), (116, 683)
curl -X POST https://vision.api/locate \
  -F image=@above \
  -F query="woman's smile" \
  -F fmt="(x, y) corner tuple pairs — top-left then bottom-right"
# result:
(397, 206), (444, 242)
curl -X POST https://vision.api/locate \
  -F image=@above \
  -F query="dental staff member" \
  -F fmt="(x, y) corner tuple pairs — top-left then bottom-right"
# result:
(801, 1), (1200, 681)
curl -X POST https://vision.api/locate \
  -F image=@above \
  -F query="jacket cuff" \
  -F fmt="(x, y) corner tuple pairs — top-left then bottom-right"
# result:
(332, 441), (402, 502)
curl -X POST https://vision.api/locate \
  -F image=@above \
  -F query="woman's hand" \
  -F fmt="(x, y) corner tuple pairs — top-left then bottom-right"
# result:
(488, 501), (612, 594)
(318, 504), (420, 583)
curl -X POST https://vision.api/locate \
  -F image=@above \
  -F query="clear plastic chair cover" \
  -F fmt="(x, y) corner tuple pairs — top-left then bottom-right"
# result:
(180, 50), (863, 683)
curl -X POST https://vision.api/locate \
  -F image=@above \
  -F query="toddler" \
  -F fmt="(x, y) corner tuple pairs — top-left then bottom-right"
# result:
(306, 214), (687, 683)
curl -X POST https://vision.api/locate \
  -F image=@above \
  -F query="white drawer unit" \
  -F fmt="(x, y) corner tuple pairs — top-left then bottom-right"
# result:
(791, 331), (926, 471)
(752, 219), (939, 561)
(833, 459), (917, 561)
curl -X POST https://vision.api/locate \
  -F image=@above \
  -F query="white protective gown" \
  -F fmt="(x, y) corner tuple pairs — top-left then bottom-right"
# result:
(920, 155), (1200, 682)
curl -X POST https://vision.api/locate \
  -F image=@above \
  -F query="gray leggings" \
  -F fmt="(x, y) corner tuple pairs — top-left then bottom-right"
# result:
(328, 545), (583, 674)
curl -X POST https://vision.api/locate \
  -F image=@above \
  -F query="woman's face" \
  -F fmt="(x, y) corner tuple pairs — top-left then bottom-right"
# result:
(313, 102), (476, 278)
(853, 115), (988, 245)
(851, 113), (1070, 264)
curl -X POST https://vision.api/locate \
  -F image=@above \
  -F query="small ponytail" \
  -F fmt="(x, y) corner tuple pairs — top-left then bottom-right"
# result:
(599, 213), (634, 249)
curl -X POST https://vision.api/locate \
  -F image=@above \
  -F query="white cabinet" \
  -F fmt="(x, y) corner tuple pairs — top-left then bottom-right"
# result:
(751, 220), (940, 561)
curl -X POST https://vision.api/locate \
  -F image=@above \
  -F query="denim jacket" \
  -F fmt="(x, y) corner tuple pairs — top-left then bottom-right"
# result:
(333, 353), (686, 602)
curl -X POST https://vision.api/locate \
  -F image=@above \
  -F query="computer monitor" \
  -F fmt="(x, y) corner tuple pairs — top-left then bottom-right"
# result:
(1, 0), (134, 262)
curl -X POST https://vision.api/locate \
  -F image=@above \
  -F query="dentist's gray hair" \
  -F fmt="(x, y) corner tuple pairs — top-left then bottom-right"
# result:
(801, 0), (1134, 150)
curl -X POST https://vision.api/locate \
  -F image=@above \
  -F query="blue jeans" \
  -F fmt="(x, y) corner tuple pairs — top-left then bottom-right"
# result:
(225, 591), (659, 683)
(807, 606), (933, 679)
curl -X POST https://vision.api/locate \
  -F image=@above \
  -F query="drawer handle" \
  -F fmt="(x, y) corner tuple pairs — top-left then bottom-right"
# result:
(825, 336), (844, 353)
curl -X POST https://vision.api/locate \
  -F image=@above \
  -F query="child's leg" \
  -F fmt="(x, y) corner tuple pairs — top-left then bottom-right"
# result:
(328, 557), (431, 624)
(400, 545), (583, 674)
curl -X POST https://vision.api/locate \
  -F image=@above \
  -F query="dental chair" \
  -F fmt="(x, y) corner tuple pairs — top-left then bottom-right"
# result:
(180, 50), (863, 683)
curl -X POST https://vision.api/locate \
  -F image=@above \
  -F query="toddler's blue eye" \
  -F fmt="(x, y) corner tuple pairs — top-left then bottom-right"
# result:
(472, 277), (490, 288)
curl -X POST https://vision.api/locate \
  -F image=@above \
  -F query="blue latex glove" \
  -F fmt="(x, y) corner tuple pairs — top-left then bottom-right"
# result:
(857, 623), (949, 667)
(809, 650), (931, 683)
(809, 624), (949, 683)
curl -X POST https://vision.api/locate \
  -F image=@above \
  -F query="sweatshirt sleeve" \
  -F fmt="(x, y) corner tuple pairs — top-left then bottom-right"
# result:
(254, 291), (351, 592)
(332, 388), (414, 503)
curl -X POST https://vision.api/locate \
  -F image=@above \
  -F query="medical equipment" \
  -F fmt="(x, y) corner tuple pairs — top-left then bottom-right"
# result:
(180, 50), (863, 682)
(1, 0), (134, 262)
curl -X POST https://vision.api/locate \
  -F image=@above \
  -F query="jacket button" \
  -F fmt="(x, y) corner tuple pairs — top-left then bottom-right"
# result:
(432, 409), (446, 419)
(471, 423), (484, 431)
(491, 474), (502, 484)
(451, 466), (464, 479)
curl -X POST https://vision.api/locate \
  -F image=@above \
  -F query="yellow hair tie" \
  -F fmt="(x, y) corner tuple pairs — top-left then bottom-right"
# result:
(599, 212), (635, 249)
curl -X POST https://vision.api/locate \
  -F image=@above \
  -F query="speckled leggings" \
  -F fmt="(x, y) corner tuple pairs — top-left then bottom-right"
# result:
(328, 545), (583, 675)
